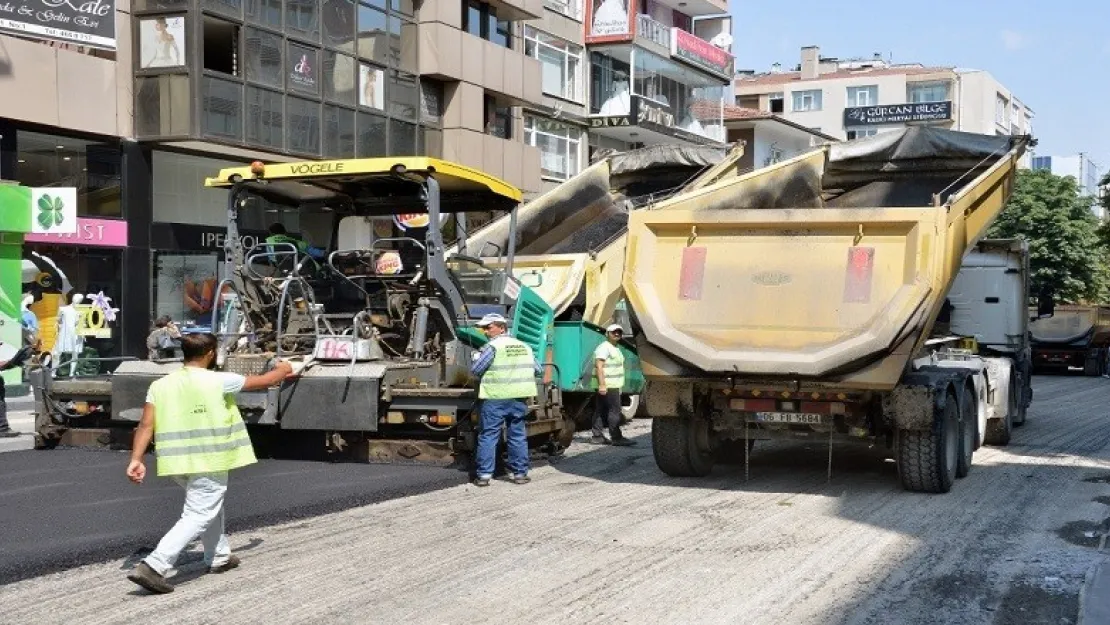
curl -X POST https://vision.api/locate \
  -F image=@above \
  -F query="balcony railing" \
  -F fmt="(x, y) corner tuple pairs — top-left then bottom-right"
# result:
(544, 0), (583, 20)
(636, 14), (670, 49)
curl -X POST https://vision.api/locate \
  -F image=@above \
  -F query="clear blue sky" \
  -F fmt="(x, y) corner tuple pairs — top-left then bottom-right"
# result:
(729, 0), (1109, 173)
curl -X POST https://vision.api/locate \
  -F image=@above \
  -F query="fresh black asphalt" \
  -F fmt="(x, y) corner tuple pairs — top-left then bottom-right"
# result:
(0, 448), (467, 585)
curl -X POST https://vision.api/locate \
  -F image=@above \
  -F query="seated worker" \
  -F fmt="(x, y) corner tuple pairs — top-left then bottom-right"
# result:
(266, 223), (327, 261)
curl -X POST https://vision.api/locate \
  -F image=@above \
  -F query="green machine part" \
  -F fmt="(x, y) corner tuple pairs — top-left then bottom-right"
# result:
(552, 321), (645, 394)
(454, 283), (555, 370)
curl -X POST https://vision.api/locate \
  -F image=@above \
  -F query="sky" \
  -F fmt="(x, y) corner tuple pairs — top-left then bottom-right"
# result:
(728, 0), (1110, 174)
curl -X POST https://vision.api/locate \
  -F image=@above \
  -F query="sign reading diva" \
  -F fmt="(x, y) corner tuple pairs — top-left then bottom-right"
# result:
(0, 0), (116, 50)
(843, 101), (952, 126)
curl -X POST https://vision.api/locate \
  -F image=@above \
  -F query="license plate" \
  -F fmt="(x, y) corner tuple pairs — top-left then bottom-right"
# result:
(754, 412), (824, 425)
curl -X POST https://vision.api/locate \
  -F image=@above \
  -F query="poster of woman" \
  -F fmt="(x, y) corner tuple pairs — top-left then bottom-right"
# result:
(590, 0), (630, 37)
(140, 16), (185, 69)
(359, 64), (385, 110)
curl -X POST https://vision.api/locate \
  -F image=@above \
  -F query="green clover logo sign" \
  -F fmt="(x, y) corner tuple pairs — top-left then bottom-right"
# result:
(37, 193), (66, 231)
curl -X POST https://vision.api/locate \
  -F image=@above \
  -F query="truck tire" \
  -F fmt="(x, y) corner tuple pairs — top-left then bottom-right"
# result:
(620, 395), (640, 424)
(652, 416), (715, 477)
(956, 384), (976, 479)
(896, 391), (958, 493)
(984, 373), (1016, 446)
(1084, 357), (1100, 377)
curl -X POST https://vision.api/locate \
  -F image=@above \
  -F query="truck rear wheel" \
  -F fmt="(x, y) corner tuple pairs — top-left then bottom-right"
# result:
(652, 416), (715, 477)
(956, 385), (976, 479)
(896, 391), (958, 493)
(984, 372), (1016, 446)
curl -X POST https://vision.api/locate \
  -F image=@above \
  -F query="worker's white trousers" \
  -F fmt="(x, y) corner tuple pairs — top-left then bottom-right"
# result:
(144, 472), (233, 576)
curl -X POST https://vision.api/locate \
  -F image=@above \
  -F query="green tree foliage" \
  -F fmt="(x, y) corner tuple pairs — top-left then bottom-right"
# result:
(986, 169), (1106, 303)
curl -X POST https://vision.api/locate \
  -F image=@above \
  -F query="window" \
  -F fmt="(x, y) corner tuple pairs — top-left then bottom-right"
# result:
(356, 3), (388, 63)
(792, 89), (822, 112)
(286, 0), (320, 41)
(846, 85), (877, 107)
(420, 79), (444, 126)
(202, 18), (239, 75)
(201, 76), (243, 140)
(245, 86), (284, 149)
(1031, 156), (1051, 171)
(387, 69), (419, 121)
(846, 127), (878, 140)
(484, 95), (512, 139)
(524, 116), (582, 181)
(324, 105), (356, 157)
(244, 28), (283, 87)
(462, 1), (512, 48)
(524, 26), (582, 102)
(589, 51), (630, 115)
(908, 81), (949, 103)
(995, 94), (1010, 127)
(322, 0), (355, 48)
(14, 131), (122, 218)
(324, 51), (357, 104)
(544, 0), (582, 20)
(287, 96), (321, 155)
(768, 92), (784, 114)
(245, 0), (281, 28)
(357, 111), (387, 156)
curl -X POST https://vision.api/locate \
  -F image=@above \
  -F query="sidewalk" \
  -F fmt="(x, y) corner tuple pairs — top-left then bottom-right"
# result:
(1, 394), (35, 453)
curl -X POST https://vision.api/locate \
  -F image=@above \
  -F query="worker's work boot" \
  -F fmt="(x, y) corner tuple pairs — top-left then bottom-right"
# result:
(589, 436), (611, 445)
(510, 474), (531, 485)
(127, 562), (174, 594)
(474, 476), (491, 487)
(209, 555), (241, 574)
(611, 438), (637, 447)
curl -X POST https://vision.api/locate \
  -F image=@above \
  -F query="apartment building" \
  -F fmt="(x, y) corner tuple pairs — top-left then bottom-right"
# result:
(584, 0), (733, 166)
(735, 46), (1034, 147)
(1032, 153), (1106, 218)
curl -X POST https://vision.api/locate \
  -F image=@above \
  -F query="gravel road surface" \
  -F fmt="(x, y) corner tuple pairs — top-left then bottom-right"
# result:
(1, 375), (1108, 625)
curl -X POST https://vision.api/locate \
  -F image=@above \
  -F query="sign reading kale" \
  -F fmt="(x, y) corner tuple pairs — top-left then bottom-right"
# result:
(843, 101), (952, 126)
(0, 0), (116, 49)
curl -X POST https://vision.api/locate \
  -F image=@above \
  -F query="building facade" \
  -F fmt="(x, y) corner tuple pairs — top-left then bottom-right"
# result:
(735, 46), (1034, 150)
(1032, 153), (1106, 218)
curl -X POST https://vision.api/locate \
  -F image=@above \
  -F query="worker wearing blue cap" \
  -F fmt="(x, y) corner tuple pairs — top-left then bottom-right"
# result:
(470, 313), (542, 487)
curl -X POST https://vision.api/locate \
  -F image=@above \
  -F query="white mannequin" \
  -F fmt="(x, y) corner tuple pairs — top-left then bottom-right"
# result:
(599, 77), (631, 116)
(53, 293), (85, 377)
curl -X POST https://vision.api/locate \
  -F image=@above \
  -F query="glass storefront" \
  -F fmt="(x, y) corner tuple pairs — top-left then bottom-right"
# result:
(13, 131), (122, 217)
(590, 48), (726, 144)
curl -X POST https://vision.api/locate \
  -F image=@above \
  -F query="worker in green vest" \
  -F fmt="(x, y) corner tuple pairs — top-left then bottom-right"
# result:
(125, 332), (297, 594)
(470, 313), (542, 487)
(266, 222), (327, 261)
(591, 323), (636, 446)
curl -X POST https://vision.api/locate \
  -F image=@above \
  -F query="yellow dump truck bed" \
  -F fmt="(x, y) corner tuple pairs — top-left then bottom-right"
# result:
(624, 128), (1029, 390)
(460, 144), (741, 323)
(1030, 304), (1110, 346)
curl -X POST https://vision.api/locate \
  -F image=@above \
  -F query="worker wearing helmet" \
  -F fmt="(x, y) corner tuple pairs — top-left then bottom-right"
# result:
(591, 323), (636, 446)
(470, 313), (542, 487)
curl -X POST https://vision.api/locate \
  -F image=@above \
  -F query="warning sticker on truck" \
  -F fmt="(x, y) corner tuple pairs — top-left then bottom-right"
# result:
(843, 246), (875, 304)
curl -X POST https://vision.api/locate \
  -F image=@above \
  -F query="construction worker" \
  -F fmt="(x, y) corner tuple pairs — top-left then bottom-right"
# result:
(125, 333), (297, 594)
(470, 313), (542, 487)
(266, 222), (327, 260)
(591, 323), (636, 446)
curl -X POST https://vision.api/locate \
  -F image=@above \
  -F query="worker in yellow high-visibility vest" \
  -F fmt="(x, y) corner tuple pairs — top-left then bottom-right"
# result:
(470, 313), (542, 487)
(591, 323), (636, 446)
(125, 333), (299, 594)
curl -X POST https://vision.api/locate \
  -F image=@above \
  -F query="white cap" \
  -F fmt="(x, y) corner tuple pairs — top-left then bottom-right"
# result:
(476, 313), (508, 327)
(606, 323), (624, 333)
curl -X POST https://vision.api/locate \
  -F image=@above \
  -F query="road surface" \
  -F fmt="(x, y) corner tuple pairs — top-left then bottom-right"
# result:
(1, 375), (1109, 625)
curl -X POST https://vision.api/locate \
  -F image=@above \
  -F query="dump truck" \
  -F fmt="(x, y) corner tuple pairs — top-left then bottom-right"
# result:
(31, 158), (574, 464)
(622, 127), (1040, 493)
(1029, 304), (1110, 375)
(460, 143), (748, 426)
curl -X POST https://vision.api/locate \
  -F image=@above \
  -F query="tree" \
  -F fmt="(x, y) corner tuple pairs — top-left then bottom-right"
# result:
(986, 169), (1106, 303)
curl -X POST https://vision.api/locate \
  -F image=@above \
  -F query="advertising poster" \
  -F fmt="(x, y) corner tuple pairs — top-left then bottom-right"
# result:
(140, 15), (185, 69)
(359, 63), (385, 111)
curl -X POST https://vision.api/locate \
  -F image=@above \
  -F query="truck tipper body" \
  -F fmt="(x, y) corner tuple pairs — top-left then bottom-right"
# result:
(459, 144), (747, 425)
(1029, 305), (1110, 376)
(623, 127), (1036, 493)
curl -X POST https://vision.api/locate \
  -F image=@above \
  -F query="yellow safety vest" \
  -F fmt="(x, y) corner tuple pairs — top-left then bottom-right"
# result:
(149, 368), (257, 477)
(595, 341), (625, 390)
(480, 336), (538, 400)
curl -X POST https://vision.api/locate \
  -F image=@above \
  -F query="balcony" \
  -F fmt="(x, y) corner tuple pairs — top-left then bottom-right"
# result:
(635, 14), (670, 53)
(647, 0), (728, 17)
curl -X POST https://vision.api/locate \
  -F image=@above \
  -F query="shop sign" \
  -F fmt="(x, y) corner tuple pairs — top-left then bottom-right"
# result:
(588, 97), (720, 146)
(0, 0), (116, 50)
(585, 0), (634, 44)
(671, 27), (734, 79)
(844, 101), (953, 126)
(24, 216), (126, 247)
(0, 185), (78, 235)
(153, 223), (271, 254)
(394, 213), (430, 230)
(288, 44), (318, 95)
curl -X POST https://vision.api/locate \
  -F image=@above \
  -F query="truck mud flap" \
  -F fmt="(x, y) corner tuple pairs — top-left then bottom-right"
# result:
(884, 369), (964, 431)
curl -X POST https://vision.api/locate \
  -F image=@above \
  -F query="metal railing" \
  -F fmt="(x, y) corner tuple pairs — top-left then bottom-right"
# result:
(636, 14), (670, 49)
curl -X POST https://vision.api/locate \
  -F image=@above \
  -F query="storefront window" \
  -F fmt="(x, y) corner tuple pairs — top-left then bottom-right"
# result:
(15, 131), (122, 218)
(590, 52), (631, 115)
(154, 252), (222, 330)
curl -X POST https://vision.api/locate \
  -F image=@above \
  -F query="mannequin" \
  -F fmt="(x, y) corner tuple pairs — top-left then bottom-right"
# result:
(53, 293), (85, 378)
(599, 76), (631, 116)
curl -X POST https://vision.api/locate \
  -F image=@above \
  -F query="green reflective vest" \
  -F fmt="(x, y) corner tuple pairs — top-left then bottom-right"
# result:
(594, 341), (625, 390)
(480, 336), (538, 400)
(149, 368), (257, 477)
(266, 233), (307, 253)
